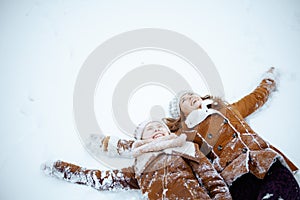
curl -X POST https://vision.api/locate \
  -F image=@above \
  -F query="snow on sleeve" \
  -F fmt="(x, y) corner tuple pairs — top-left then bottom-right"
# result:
(262, 193), (274, 199)
(41, 160), (138, 192)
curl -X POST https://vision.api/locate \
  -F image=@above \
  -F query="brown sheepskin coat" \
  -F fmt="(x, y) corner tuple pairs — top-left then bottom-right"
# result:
(45, 141), (232, 200)
(168, 78), (298, 185)
(96, 78), (298, 186)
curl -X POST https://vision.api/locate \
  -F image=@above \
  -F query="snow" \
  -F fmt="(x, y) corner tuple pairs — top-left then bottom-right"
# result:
(1, 0), (300, 200)
(262, 193), (274, 199)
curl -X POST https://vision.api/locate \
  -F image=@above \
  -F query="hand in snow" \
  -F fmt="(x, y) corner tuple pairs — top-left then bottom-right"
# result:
(87, 133), (107, 152)
(262, 67), (279, 91)
(40, 161), (55, 176)
(264, 67), (278, 81)
(267, 67), (275, 74)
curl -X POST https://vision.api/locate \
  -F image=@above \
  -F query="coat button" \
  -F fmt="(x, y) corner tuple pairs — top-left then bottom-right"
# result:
(242, 147), (248, 153)
(223, 119), (228, 124)
(207, 133), (213, 139)
(218, 145), (223, 151)
(232, 133), (238, 138)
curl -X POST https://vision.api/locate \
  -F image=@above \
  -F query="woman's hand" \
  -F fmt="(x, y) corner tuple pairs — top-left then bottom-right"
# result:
(263, 67), (279, 82)
(267, 67), (275, 74)
(262, 67), (279, 91)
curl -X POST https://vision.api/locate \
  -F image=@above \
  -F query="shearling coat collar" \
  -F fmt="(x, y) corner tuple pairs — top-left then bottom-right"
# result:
(133, 136), (199, 175)
(185, 99), (219, 128)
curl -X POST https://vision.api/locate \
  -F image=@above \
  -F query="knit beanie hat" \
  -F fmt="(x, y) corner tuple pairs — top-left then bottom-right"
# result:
(169, 90), (196, 119)
(134, 120), (171, 140)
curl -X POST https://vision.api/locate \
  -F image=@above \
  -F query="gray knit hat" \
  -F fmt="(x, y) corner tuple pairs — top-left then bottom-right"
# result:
(169, 90), (194, 119)
(134, 120), (171, 139)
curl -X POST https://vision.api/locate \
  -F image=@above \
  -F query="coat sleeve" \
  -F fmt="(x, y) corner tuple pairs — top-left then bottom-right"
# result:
(88, 134), (135, 157)
(188, 147), (232, 200)
(230, 78), (276, 118)
(42, 160), (139, 191)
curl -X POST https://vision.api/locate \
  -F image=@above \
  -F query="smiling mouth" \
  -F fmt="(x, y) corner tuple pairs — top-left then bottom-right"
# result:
(152, 133), (165, 139)
(191, 98), (199, 106)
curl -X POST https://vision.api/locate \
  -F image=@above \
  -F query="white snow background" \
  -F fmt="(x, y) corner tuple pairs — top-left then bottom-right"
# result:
(1, 0), (300, 199)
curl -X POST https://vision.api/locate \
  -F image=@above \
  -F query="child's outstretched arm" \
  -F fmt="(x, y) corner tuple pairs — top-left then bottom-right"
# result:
(41, 160), (139, 191)
(231, 67), (277, 118)
(88, 134), (135, 158)
(189, 146), (232, 200)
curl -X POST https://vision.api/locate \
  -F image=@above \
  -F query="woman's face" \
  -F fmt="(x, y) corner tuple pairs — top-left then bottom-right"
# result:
(142, 122), (169, 140)
(179, 92), (202, 117)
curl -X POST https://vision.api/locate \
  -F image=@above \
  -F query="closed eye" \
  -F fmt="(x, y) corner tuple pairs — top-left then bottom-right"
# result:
(146, 127), (153, 131)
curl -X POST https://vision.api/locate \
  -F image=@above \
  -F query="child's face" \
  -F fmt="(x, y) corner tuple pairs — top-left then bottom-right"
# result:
(179, 92), (202, 117)
(142, 122), (169, 140)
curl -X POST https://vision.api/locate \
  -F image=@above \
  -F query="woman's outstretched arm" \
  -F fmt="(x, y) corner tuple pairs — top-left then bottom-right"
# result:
(231, 67), (277, 118)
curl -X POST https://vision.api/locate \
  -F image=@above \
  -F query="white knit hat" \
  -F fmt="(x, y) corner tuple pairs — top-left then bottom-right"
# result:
(134, 120), (171, 139)
(169, 90), (194, 119)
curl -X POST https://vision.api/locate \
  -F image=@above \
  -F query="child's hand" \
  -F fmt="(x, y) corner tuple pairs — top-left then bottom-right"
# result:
(41, 160), (56, 176)
(87, 133), (108, 152)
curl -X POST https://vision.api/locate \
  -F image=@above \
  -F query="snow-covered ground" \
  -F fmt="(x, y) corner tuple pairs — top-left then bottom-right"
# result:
(1, 1), (300, 199)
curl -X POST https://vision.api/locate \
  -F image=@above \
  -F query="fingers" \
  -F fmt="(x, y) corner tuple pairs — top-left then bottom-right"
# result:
(267, 67), (275, 73)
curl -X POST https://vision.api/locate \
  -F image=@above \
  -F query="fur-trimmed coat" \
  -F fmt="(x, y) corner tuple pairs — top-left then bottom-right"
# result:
(44, 138), (232, 200)
(93, 78), (298, 186)
(171, 78), (298, 185)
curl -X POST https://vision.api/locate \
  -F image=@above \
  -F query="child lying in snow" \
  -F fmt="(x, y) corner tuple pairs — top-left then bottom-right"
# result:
(42, 121), (232, 200)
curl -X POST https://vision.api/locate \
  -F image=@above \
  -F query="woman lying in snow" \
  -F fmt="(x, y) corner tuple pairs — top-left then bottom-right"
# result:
(91, 67), (300, 199)
(42, 121), (232, 200)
